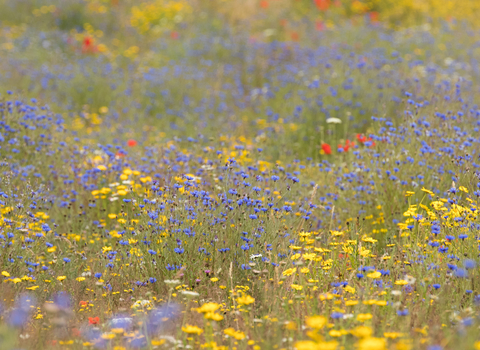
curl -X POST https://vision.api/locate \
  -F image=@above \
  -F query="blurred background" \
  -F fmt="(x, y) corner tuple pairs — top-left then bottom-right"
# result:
(0, 0), (479, 159)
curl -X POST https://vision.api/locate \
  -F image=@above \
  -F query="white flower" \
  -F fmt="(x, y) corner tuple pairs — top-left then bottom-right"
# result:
(391, 290), (402, 296)
(181, 290), (200, 297)
(250, 254), (262, 260)
(405, 275), (416, 284)
(164, 279), (181, 285)
(326, 117), (342, 124)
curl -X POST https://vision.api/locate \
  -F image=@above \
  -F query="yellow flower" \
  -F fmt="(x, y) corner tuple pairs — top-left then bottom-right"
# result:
(2, 271), (10, 277)
(97, 165), (107, 171)
(210, 277), (219, 282)
(294, 341), (319, 350)
(57, 276), (66, 281)
(356, 313), (373, 322)
(197, 302), (220, 313)
(26, 286), (39, 290)
(305, 315), (327, 329)
(351, 326), (372, 338)
(421, 187), (434, 196)
(345, 300), (358, 306)
(101, 333), (115, 340)
(295, 340), (338, 350)
(367, 271), (382, 279)
(300, 267), (310, 274)
(344, 285), (355, 294)
(282, 268), (297, 276)
(394, 280), (408, 285)
(291, 284), (303, 291)
(237, 295), (255, 306)
(204, 312), (223, 321)
(328, 329), (343, 337)
(76, 277), (86, 282)
(384, 332), (402, 339)
(13, 278), (22, 284)
(182, 325), (203, 335)
(151, 339), (166, 346)
(357, 337), (386, 350)
(224, 328), (245, 340)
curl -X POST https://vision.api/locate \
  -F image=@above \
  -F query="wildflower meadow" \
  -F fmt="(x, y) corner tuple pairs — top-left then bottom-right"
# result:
(1, 1), (480, 349)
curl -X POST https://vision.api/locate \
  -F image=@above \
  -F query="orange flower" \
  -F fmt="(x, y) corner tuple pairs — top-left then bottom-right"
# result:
(315, 0), (330, 11)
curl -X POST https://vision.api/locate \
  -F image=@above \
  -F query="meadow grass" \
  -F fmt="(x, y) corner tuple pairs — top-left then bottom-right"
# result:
(1, 1), (480, 350)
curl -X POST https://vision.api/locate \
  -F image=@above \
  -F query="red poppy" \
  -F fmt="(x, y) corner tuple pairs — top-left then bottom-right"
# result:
(369, 11), (379, 23)
(291, 32), (299, 41)
(88, 316), (100, 325)
(170, 31), (179, 40)
(345, 139), (354, 152)
(337, 140), (354, 152)
(356, 133), (367, 143)
(356, 134), (375, 147)
(260, 0), (269, 8)
(315, 21), (325, 31)
(79, 300), (88, 307)
(127, 139), (137, 147)
(72, 327), (81, 337)
(321, 143), (332, 155)
(82, 36), (97, 54)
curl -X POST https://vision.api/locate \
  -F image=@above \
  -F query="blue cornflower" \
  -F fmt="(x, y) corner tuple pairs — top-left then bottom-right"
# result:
(148, 249), (157, 255)
(63, 258), (70, 263)
(455, 268), (468, 278)
(431, 224), (441, 235)
(427, 346), (443, 350)
(464, 259), (476, 270)
(330, 312), (344, 319)
(397, 309), (409, 316)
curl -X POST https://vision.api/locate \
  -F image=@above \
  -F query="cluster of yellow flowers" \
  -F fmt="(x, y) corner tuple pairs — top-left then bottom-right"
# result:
(130, 0), (192, 34)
